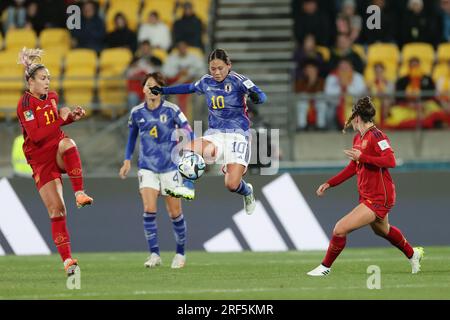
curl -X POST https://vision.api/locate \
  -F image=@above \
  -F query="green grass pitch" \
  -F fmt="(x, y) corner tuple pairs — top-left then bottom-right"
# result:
(0, 247), (449, 300)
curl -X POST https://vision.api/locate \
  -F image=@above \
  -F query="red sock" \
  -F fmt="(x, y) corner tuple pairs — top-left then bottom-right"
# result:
(384, 225), (414, 258)
(63, 146), (84, 193)
(322, 235), (347, 268)
(51, 216), (72, 262)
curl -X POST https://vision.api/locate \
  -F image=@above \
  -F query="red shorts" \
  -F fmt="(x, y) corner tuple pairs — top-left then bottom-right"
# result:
(361, 199), (392, 220)
(28, 145), (65, 190)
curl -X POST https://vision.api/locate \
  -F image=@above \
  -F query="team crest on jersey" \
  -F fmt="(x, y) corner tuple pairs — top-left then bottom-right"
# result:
(160, 114), (168, 123)
(23, 110), (34, 121)
(224, 83), (232, 93)
(361, 139), (368, 149)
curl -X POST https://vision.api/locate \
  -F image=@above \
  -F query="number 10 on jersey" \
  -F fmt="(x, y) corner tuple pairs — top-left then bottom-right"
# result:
(211, 95), (225, 109)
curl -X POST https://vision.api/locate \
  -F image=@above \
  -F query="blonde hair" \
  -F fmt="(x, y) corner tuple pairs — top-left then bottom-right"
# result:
(17, 47), (46, 81)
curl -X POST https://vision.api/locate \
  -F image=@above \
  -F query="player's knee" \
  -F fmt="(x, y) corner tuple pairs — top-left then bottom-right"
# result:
(333, 224), (347, 237)
(48, 205), (66, 218)
(225, 179), (240, 192)
(59, 138), (76, 152)
(143, 205), (157, 213)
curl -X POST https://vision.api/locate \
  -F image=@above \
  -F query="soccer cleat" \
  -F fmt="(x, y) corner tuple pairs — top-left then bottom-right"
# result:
(165, 186), (195, 201)
(409, 247), (424, 274)
(307, 264), (331, 277)
(75, 191), (93, 208)
(64, 258), (79, 277)
(243, 183), (256, 215)
(171, 253), (186, 269)
(144, 253), (162, 268)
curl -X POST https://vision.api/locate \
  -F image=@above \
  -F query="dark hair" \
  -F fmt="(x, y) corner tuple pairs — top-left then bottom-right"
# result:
(142, 72), (166, 87)
(343, 96), (376, 132)
(208, 48), (231, 65)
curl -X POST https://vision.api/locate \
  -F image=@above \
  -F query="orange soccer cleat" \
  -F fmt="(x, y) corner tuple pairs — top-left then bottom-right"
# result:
(75, 191), (93, 208)
(64, 258), (79, 277)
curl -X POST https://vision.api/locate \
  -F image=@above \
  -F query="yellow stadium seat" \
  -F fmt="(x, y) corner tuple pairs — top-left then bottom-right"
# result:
(352, 44), (366, 61)
(5, 28), (37, 51)
(106, 3), (140, 32)
(364, 61), (398, 83)
(0, 33), (3, 50)
(171, 46), (204, 59)
(437, 43), (450, 63)
(367, 43), (400, 65)
(0, 92), (22, 119)
(152, 48), (169, 63)
(316, 46), (330, 61)
(39, 28), (71, 53)
(432, 62), (450, 83)
(63, 49), (97, 110)
(98, 48), (132, 116)
(402, 42), (435, 65)
(108, 0), (141, 9)
(141, 0), (175, 27)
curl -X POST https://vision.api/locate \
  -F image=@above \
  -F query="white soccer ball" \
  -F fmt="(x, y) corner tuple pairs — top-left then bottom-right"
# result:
(178, 152), (206, 180)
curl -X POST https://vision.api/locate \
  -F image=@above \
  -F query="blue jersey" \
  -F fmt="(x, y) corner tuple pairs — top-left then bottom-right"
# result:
(191, 71), (265, 133)
(126, 100), (189, 173)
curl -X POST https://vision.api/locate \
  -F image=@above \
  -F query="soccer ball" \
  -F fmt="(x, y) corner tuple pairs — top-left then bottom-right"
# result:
(178, 152), (206, 180)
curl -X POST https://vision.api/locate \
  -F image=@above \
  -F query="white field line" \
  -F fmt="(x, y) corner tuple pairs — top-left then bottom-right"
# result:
(1, 283), (450, 300)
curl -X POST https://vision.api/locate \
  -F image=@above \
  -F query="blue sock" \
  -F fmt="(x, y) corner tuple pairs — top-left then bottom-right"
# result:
(143, 212), (159, 255)
(233, 180), (252, 196)
(171, 214), (186, 255)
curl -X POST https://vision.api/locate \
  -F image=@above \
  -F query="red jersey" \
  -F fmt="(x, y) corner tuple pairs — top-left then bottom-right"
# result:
(17, 91), (71, 162)
(327, 126), (396, 207)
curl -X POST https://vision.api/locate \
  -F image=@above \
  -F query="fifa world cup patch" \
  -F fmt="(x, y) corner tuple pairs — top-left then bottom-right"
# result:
(243, 79), (255, 89)
(377, 139), (390, 151)
(23, 110), (34, 121)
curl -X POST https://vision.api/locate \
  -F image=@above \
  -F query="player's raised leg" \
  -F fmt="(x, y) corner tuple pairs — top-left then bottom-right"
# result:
(165, 196), (187, 268)
(39, 179), (79, 276)
(140, 187), (162, 268)
(307, 203), (377, 276)
(371, 217), (424, 274)
(225, 163), (255, 215)
(56, 138), (93, 208)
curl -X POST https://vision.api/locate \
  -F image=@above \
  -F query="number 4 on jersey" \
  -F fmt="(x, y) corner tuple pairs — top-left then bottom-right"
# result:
(149, 125), (158, 138)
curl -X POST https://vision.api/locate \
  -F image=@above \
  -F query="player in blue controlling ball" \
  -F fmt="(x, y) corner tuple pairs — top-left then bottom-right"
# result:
(119, 72), (194, 269)
(150, 48), (267, 215)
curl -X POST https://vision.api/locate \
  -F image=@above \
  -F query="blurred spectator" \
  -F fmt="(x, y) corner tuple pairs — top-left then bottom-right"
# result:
(138, 11), (171, 51)
(25, 1), (43, 34)
(367, 62), (395, 125)
(37, 0), (66, 29)
(172, 1), (204, 51)
(162, 41), (205, 84)
(3, 0), (27, 32)
(162, 41), (206, 117)
(436, 60), (450, 110)
(71, 0), (105, 53)
(126, 56), (155, 108)
(339, 0), (362, 43)
(293, 34), (328, 80)
(293, 0), (332, 46)
(440, 0), (450, 42)
(386, 57), (445, 128)
(324, 58), (366, 128)
(295, 59), (327, 130)
(135, 40), (163, 67)
(399, 0), (439, 46)
(106, 13), (137, 52)
(360, 0), (396, 44)
(329, 33), (364, 73)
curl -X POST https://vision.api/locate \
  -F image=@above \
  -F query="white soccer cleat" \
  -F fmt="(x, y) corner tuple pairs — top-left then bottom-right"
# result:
(171, 253), (186, 269)
(409, 247), (424, 274)
(165, 186), (195, 201)
(307, 264), (331, 277)
(243, 183), (256, 215)
(144, 253), (162, 268)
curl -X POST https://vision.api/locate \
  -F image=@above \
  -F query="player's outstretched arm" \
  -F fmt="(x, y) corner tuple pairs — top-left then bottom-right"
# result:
(150, 83), (196, 96)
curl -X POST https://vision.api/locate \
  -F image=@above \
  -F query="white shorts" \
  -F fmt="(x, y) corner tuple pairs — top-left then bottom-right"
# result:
(138, 169), (183, 195)
(202, 132), (251, 167)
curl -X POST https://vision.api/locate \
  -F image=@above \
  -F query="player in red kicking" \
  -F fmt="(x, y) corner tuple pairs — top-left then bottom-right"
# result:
(307, 96), (423, 276)
(16, 48), (93, 277)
